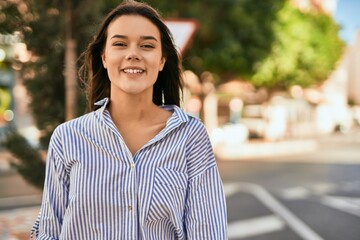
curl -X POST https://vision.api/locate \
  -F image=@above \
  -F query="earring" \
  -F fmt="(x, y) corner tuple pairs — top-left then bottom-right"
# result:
(162, 90), (165, 106)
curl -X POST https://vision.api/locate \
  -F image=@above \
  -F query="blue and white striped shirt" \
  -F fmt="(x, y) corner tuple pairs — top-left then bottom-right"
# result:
(32, 98), (227, 239)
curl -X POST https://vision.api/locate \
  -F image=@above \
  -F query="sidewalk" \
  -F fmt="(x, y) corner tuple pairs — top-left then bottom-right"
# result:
(0, 151), (13, 174)
(215, 125), (360, 162)
(0, 206), (39, 240)
(215, 138), (318, 161)
(0, 151), (41, 239)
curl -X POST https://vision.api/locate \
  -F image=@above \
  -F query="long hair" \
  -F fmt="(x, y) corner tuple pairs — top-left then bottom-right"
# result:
(79, 0), (183, 111)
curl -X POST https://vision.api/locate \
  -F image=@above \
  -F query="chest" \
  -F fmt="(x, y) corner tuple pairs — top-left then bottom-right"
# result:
(66, 140), (188, 206)
(119, 123), (166, 156)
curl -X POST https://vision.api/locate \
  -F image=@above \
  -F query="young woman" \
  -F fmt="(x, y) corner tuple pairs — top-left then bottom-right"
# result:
(32, 1), (227, 239)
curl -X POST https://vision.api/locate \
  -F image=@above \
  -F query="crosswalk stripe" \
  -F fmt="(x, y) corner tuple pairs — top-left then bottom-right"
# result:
(321, 196), (360, 217)
(223, 182), (241, 197)
(225, 182), (324, 240)
(278, 187), (310, 200)
(228, 215), (285, 239)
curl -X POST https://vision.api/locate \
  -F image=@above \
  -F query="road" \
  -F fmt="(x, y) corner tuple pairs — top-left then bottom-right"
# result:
(218, 127), (360, 240)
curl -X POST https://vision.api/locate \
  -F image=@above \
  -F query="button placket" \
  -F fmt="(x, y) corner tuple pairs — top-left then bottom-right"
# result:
(127, 159), (137, 237)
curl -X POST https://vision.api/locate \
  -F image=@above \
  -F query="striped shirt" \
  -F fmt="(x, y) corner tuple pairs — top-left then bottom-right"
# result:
(32, 98), (227, 239)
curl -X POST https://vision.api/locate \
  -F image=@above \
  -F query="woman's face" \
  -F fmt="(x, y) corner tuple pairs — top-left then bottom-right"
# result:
(102, 15), (166, 98)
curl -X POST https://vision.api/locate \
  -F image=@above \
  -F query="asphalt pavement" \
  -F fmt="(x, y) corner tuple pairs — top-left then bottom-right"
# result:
(218, 127), (360, 240)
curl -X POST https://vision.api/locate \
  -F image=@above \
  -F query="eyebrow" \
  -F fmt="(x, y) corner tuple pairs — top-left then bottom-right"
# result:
(110, 34), (158, 41)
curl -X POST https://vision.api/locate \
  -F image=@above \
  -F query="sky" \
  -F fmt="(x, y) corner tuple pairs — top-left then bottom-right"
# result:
(334, 0), (360, 45)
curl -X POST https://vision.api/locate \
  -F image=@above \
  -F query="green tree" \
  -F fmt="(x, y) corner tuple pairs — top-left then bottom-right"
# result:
(0, 0), (108, 147)
(148, 0), (343, 89)
(0, 0), (114, 189)
(251, 1), (344, 89)
(146, 0), (286, 81)
(3, 129), (45, 189)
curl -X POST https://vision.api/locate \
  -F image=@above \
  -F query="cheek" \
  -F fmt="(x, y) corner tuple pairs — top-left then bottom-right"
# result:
(105, 48), (123, 62)
(106, 53), (119, 64)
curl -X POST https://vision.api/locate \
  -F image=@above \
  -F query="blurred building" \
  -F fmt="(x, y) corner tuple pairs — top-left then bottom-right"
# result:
(291, 0), (337, 15)
(347, 31), (360, 105)
(0, 33), (38, 146)
(0, 34), (17, 143)
(211, 0), (360, 143)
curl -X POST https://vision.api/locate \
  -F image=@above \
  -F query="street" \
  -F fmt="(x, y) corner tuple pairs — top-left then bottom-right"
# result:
(218, 127), (360, 240)
(0, 127), (360, 239)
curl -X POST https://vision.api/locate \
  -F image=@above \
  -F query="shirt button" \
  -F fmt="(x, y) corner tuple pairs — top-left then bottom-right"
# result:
(128, 205), (133, 211)
(130, 163), (135, 169)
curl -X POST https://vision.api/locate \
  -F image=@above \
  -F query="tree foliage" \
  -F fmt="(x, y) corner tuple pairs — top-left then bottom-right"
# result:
(0, 0), (111, 189)
(251, 1), (345, 89)
(147, 0), (343, 89)
(1, 0), (106, 147)
(3, 128), (45, 189)
(146, 0), (286, 81)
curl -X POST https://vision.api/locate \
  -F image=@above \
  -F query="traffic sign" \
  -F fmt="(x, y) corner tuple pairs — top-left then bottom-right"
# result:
(165, 19), (198, 55)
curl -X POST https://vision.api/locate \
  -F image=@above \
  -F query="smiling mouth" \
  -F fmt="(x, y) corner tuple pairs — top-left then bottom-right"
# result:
(123, 69), (145, 74)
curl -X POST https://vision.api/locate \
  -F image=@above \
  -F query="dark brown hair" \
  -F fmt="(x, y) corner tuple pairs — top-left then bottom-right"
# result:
(79, 0), (183, 111)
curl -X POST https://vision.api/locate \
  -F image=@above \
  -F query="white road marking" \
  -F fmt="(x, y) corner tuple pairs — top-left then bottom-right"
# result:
(224, 182), (241, 197)
(321, 196), (360, 217)
(228, 215), (285, 239)
(279, 187), (310, 200)
(225, 182), (324, 240)
(310, 183), (337, 195)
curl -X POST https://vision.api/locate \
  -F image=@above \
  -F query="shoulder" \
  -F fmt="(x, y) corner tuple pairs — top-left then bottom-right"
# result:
(175, 107), (209, 143)
(51, 110), (100, 140)
(172, 105), (206, 131)
(185, 115), (209, 140)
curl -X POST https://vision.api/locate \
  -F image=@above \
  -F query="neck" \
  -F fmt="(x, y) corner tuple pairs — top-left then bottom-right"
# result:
(109, 93), (156, 123)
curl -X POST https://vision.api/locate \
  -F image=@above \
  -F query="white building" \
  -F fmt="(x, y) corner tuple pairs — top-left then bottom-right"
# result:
(347, 31), (360, 105)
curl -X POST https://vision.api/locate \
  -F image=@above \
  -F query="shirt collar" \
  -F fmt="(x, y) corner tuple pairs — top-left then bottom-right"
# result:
(94, 98), (110, 111)
(94, 98), (190, 150)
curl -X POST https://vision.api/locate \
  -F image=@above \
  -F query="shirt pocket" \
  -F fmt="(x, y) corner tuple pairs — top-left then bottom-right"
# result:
(147, 167), (188, 221)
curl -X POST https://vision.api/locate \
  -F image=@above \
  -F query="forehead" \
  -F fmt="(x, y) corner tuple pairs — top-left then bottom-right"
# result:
(107, 15), (161, 39)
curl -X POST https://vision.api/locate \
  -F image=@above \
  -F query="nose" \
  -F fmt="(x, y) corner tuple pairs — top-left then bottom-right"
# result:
(126, 54), (141, 61)
(126, 47), (141, 61)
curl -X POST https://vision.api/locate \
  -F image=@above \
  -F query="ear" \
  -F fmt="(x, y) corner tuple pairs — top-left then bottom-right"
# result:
(159, 57), (166, 71)
(102, 53), (107, 69)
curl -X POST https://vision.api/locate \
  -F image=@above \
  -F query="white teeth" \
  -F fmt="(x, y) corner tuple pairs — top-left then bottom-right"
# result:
(124, 69), (144, 74)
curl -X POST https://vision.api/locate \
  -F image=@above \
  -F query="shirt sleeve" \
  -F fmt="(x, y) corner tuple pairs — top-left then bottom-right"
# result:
(184, 122), (228, 239)
(31, 131), (69, 239)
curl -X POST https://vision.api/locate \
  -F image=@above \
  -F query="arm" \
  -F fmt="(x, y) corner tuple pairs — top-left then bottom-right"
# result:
(184, 124), (227, 239)
(31, 131), (69, 239)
